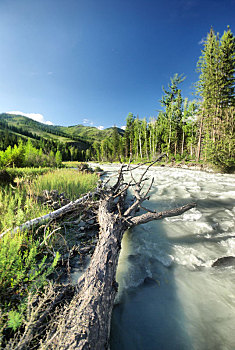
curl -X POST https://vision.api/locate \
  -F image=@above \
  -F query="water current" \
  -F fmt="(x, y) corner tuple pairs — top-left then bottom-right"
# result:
(95, 164), (235, 350)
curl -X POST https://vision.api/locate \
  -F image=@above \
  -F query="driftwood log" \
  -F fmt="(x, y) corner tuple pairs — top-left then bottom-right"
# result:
(42, 162), (196, 350)
(0, 191), (98, 239)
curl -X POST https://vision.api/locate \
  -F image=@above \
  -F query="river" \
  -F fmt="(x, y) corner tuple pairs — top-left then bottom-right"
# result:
(94, 164), (235, 350)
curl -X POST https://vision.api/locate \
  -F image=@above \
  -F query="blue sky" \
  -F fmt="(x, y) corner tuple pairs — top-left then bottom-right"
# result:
(0, 0), (234, 129)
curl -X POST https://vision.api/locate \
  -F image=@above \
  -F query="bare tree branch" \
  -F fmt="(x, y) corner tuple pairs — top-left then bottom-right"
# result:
(128, 202), (196, 227)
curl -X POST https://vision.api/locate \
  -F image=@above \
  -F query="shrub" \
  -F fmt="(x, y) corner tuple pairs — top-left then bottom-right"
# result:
(0, 231), (60, 337)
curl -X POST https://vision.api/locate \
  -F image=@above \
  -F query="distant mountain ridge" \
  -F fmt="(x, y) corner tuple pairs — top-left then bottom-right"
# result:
(0, 113), (124, 146)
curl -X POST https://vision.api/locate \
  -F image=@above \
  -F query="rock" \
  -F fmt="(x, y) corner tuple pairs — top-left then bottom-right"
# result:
(143, 277), (158, 286)
(212, 256), (235, 268)
(38, 190), (70, 208)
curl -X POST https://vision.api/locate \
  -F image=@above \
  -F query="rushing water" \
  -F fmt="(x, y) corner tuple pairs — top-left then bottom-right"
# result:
(95, 164), (235, 350)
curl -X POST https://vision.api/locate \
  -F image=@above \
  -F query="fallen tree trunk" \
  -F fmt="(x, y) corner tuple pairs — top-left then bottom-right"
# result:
(0, 191), (98, 239)
(42, 162), (196, 350)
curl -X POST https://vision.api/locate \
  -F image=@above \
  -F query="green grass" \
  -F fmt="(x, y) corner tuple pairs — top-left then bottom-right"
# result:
(32, 168), (98, 200)
(0, 168), (52, 233)
(0, 229), (59, 345)
(6, 167), (52, 179)
(0, 167), (99, 345)
(0, 168), (98, 233)
(62, 161), (80, 168)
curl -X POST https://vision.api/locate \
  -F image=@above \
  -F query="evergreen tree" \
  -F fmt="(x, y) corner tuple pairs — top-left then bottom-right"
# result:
(196, 26), (235, 169)
(111, 126), (120, 160)
(93, 141), (101, 161)
(219, 26), (235, 108)
(160, 74), (185, 156)
(124, 113), (135, 159)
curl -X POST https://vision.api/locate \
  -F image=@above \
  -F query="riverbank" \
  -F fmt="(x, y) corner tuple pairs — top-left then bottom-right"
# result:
(0, 167), (99, 348)
(86, 160), (232, 174)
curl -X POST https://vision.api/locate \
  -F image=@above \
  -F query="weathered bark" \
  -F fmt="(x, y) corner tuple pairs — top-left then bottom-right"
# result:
(43, 162), (196, 350)
(45, 198), (125, 349)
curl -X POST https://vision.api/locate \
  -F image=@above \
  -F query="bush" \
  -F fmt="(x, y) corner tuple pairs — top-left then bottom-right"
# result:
(0, 231), (59, 339)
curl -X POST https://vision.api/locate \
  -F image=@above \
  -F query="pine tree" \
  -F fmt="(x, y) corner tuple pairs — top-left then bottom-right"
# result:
(219, 26), (235, 108)
(111, 126), (120, 160)
(196, 26), (235, 169)
(124, 113), (135, 159)
(160, 73), (185, 156)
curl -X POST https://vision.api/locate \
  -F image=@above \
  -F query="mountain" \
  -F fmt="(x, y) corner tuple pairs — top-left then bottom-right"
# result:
(58, 124), (124, 143)
(0, 113), (124, 148)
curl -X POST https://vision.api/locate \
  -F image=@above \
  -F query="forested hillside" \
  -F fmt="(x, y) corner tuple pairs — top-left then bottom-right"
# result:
(0, 113), (123, 162)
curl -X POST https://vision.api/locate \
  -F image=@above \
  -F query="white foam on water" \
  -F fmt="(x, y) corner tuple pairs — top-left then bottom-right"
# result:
(220, 220), (235, 232)
(166, 208), (202, 222)
(173, 245), (213, 269)
(220, 238), (235, 256)
(95, 163), (235, 350)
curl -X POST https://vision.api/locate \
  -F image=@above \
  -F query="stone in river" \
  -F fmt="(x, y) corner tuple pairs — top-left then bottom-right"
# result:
(212, 256), (235, 268)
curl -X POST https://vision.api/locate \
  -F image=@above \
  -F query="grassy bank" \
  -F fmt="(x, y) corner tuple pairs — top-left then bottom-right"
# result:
(0, 167), (98, 346)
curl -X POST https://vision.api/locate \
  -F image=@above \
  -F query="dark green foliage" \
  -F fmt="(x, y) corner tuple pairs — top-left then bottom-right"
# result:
(196, 26), (235, 169)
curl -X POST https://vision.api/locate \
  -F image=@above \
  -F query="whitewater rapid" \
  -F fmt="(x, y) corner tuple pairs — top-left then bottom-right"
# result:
(95, 164), (235, 350)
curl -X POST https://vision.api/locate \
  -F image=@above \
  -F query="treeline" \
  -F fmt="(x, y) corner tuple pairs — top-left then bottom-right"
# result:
(0, 125), (90, 163)
(91, 26), (235, 171)
(0, 140), (62, 168)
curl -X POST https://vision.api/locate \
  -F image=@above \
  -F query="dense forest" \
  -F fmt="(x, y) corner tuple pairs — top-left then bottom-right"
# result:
(0, 26), (234, 171)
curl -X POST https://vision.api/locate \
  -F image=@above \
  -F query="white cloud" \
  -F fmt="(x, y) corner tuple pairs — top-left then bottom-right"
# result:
(121, 125), (126, 130)
(8, 111), (53, 125)
(97, 125), (104, 130)
(83, 118), (94, 126)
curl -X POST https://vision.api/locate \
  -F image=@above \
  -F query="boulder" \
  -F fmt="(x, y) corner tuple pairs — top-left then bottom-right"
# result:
(212, 256), (235, 268)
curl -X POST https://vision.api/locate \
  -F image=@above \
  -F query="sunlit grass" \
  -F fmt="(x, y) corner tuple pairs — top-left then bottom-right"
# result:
(0, 185), (48, 233)
(6, 167), (51, 179)
(0, 168), (98, 233)
(32, 168), (98, 200)
(62, 161), (80, 168)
